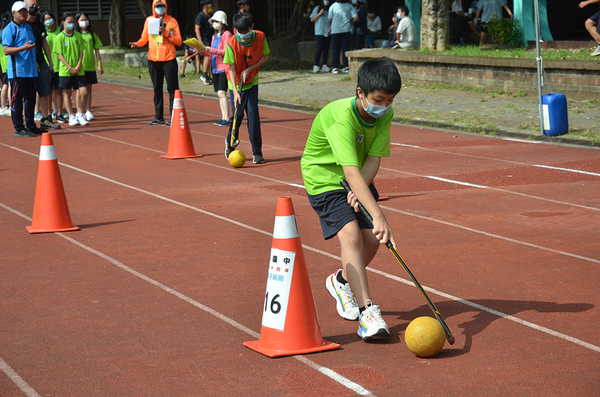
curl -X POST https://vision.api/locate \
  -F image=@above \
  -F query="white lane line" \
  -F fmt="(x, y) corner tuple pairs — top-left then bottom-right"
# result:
(0, 203), (374, 396)
(0, 357), (41, 397)
(391, 142), (600, 177)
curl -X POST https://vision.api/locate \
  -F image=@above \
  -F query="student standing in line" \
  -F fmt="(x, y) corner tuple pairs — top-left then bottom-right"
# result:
(309, 0), (331, 73)
(75, 11), (103, 122)
(55, 12), (88, 126)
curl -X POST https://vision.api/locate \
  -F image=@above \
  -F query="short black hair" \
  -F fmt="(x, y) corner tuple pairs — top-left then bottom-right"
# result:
(356, 58), (402, 96)
(399, 6), (409, 16)
(237, 0), (250, 7)
(61, 12), (74, 23)
(233, 12), (253, 31)
(201, 0), (212, 6)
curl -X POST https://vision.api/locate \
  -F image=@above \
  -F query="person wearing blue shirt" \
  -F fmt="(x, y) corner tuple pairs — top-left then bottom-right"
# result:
(328, 0), (357, 74)
(309, 0), (331, 73)
(2, 1), (39, 137)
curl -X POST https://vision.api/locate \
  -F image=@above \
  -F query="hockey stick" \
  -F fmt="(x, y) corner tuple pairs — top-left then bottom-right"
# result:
(230, 77), (244, 149)
(340, 179), (455, 345)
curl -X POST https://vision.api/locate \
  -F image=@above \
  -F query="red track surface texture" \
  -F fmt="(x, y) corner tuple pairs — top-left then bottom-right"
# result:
(1, 83), (599, 396)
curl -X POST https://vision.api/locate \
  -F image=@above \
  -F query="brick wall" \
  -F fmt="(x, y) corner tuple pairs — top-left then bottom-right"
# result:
(347, 49), (600, 95)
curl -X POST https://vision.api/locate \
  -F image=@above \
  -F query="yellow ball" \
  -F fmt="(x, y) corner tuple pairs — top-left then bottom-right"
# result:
(228, 150), (246, 168)
(404, 316), (446, 357)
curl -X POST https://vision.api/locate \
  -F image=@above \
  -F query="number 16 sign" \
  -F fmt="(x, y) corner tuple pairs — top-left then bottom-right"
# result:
(261, 247), (295, 331)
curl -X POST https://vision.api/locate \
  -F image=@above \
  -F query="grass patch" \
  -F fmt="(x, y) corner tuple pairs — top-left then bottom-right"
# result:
(419, 45), (596, 61)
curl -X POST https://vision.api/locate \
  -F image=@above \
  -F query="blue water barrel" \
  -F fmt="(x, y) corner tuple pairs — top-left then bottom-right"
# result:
(541, 93), (569, 136)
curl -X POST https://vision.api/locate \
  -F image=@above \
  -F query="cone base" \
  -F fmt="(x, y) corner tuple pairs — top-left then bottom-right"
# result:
(161, 154), (203, 159)
(26, 225), (79, 234)
(243, 339), (340, 358)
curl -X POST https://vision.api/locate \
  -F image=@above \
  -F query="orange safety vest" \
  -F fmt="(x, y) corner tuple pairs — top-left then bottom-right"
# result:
(226, 30), (265, 87)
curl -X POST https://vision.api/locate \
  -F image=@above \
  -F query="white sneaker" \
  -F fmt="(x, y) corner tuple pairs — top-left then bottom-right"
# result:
(357, 303), (390, 340)
(326, 270), (359, 321)
(312, 65), (320, 73)
(85, 110), (95, 121)
(68, 114), (79, 126)
(332, 68), (340, 74)
(591, 45), (600, 57)
(34, 111), (42, 121)
(342, 67), (350, 74)
(0, 107), (10, 116)
(76, 113), (88, 126)
(321, 65), (331, 72)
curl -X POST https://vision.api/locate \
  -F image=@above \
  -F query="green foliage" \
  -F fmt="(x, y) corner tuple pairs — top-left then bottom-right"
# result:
(487, 16), (522, 47)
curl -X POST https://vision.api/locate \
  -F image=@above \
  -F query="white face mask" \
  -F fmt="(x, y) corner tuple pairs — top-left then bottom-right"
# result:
(79, 20), (89, 28)
(361, 96), (392, 119)
(155, 7), (166, 16)
(212, 21), (221, 30)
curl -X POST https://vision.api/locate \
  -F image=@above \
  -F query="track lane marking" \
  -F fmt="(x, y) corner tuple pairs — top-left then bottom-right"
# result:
(0, 357), (41, 397)
(2, 146), (599, 355)
(0, 203), (374, 396)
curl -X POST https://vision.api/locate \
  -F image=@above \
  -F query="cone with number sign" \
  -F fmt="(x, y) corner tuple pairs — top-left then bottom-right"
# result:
(243, 196), (340, 357)
(161, 90), (203, 159)
(26, 133), (79, 234)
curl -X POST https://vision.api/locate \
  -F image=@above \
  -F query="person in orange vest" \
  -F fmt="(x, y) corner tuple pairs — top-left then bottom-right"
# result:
(223, 12), (270, 164)
(130, 0), (182, 126)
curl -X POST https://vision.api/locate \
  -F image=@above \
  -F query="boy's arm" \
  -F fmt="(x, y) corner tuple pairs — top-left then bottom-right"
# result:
(240, 53), (269, 82)
(503, 4), (513, 18)
(579, 0), (600, 7)
(228, 63), (242, 105)
(360, 156), (381, 186)
(343, 165), (396, 247)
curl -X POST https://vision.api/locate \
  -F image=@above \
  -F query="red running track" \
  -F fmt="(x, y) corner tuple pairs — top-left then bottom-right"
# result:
(1, 83), (599, 396)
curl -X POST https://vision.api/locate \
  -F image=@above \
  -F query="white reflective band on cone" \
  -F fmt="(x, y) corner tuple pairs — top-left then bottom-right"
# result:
(39, 145), (57, 161)
(273, 215), (300, 239)
(173, 98), (184, 109)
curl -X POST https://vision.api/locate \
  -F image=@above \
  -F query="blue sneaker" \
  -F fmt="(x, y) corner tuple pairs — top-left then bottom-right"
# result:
(215, 119), (229, 127)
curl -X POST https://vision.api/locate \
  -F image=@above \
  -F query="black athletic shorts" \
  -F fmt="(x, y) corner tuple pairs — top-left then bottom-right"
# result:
(307, 183), (379, 240)
(212, 72), (228, 92)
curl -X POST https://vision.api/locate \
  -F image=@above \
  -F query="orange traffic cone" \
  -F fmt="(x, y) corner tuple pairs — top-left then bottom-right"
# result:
(243, 197), (340, 357)
(161, 90), (203, 159)
(26, 133), (79, 234)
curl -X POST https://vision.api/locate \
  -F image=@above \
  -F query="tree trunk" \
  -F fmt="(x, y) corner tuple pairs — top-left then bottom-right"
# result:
(421, 0), (450, 51)
(109, 0), (126, 47)
(285, 0), (313, 40)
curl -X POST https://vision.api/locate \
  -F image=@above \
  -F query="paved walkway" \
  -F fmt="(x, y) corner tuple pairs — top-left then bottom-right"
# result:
(101, 68), (600, 147)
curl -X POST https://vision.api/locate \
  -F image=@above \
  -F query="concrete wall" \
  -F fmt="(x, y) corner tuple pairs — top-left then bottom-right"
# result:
(347, 48), (600, 95)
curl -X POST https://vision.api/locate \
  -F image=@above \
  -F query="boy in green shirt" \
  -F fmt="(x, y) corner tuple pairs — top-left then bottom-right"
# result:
(301, 58), (402, 340)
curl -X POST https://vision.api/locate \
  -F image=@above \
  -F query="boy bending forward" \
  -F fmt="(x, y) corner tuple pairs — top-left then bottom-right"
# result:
(301, 58), (401, 340)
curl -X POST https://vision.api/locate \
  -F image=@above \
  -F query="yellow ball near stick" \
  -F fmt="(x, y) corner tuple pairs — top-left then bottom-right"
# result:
(228, 150), (246, 168)
(404, 316), (446, 357)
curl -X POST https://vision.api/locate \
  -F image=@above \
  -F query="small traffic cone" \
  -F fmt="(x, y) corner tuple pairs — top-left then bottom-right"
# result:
(26, 133), (79, 234)
(161, 90), (202, 159)
(243, 197), (340, 357)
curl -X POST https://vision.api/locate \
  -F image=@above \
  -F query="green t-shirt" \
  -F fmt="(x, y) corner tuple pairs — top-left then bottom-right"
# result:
(46, 27), (61, 72)
(55, 30), (83, 77)
(80, 31), (102, 72)
(223, 32), (270, 92)
(0, 43), (7, 74)
(301, 97), (393, 196)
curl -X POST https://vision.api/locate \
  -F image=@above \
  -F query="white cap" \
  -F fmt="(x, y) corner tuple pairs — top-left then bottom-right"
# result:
(209, 10), (227, 26)
(11, 1), (27, 12)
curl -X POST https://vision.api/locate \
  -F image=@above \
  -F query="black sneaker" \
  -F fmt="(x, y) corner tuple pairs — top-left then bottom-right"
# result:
(149, 118), (166, 125)
(253, 153), (265, 164)
(55, 115), (67, 123)
(41, 118), (61, 130)
(29, 126), (46, 134)
(14, 128), (36, 137)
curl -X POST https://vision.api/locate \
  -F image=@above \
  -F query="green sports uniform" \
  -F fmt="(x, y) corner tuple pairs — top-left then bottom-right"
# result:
(80, 32), (102, 72)
(301, 97), (392, 196)
(0, 43), (7, 76)
(55, 31), (83, 77)
(45, 27), (61, 73)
